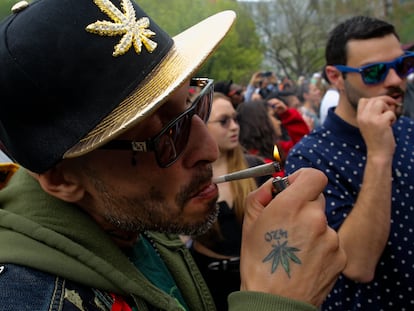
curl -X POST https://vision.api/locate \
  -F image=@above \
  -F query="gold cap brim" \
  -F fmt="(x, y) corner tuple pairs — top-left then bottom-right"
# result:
(64, 10), (236, 158)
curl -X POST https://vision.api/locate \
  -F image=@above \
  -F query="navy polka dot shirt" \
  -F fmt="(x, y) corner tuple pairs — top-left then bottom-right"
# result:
(286, 108), (414, 310)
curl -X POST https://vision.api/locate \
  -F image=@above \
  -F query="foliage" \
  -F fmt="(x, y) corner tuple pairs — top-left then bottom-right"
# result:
(242, 0), (414, 80)
(242, 0), (331, 79)
(138, 0), (263, 84)
(1, 0), (414, 84)
(389, 2), (414, 45)
(0, 0), (20, 21)
(0, 0), (262, 85)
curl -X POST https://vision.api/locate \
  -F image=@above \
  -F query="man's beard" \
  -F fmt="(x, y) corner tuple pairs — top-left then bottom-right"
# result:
(344, 80), (365, 111)
(89, 167), (219, 236)
(344, 80), (405, 118)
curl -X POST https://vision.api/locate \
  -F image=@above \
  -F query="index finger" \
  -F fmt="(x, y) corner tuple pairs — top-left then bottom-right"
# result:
(359, 95), (399, 111)
(282, 168), (328, 202)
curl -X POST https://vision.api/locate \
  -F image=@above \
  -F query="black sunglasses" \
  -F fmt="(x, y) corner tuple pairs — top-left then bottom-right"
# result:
(335, 52), (414, 85)
(208, 115), (238, 128)
(100, 78), (214, 168)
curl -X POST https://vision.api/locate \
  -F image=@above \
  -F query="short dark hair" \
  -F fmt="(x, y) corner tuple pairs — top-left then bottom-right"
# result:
(214, 80), (232, 95)
(325, 16), (398, 66)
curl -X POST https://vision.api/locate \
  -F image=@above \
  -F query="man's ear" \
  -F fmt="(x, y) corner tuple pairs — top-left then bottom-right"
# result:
(325, 65), (343, 89)
(36, 166), (85, 203)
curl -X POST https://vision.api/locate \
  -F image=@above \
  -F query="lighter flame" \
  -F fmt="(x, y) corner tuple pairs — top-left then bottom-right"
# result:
(273, 145), (281, 162)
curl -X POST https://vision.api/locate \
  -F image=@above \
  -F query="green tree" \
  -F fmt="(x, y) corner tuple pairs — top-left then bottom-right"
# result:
(388, 2), (414, 45)
(138, 0), (263, 84)
(243, 0), (330, 79)
(243, 0), (414, 80)
(0, 0), (262, 85)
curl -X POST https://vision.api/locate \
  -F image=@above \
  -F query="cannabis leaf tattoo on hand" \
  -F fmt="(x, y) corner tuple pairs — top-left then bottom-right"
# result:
(262, 229), (302, 277)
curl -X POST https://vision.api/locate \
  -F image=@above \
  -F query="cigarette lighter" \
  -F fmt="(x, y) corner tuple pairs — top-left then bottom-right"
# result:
(272, 176), (289, 197)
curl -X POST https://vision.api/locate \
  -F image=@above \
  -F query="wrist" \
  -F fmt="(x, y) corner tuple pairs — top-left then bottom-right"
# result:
(366, 153), (393, 167)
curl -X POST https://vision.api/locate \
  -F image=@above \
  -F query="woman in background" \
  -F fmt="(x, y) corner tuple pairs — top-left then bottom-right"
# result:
(190, 92), (265, 311)
(237, 100), (283, 176)
(237, 98), (309, 176)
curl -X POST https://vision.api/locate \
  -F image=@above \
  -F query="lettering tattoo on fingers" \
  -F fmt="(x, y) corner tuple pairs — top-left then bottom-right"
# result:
(262, 229), (302, 277)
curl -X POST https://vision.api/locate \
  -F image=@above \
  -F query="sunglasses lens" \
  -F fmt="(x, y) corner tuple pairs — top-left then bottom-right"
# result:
(195, 86), (213, 123)
(220, 117), (231, 127)
(156, 114), (191, 167)
(155, 79), (213, 167)
(218, 116), (239, 128)
(362, 63), (387, 84)
(398, 55), (414, 77)
(362, 54), (414, 84)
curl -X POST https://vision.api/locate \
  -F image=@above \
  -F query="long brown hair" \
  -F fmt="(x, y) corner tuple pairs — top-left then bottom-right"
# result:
(210, 92), (257, 222)
(227, 145), (257, 223)
(195, 94), (257, 247)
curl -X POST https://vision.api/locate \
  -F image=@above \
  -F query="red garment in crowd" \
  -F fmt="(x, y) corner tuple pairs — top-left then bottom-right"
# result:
(247, 108), (309, 178)
(277, 108), (310, 156)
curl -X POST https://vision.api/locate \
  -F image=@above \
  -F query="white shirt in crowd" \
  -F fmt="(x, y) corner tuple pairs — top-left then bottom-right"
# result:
(319, 88), (339, 125)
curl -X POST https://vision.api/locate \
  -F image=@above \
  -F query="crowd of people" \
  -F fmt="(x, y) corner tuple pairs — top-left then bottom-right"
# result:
(215, 69), (338, 130)
(212, 14), (414, 311)
(213, 72), (316, 174)
(0, 1), (412, 310)
(190, 14), (414, 311)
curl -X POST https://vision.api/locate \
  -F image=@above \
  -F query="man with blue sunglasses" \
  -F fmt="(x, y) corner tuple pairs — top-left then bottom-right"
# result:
(0, 0), (346, 310)
(286, 15), (414, 310)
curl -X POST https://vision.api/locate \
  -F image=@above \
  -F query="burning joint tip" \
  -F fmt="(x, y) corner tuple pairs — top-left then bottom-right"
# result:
(212, 162), (281, 184)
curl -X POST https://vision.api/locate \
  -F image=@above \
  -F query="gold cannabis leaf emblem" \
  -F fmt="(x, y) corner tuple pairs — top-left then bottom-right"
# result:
(86, 0), (157, 57)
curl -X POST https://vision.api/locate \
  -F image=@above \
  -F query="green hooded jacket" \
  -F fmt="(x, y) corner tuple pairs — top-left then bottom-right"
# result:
(0, 166), (316, 311)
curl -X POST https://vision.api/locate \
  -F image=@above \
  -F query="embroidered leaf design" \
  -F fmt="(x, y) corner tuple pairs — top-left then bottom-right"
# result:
(86, 0), (157, 56)
(263, 240), (302, 277)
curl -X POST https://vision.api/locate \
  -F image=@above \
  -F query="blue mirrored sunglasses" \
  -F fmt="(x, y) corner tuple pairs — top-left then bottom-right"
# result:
(335, 52), (414, 85)
(100, 78), (214, 168)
